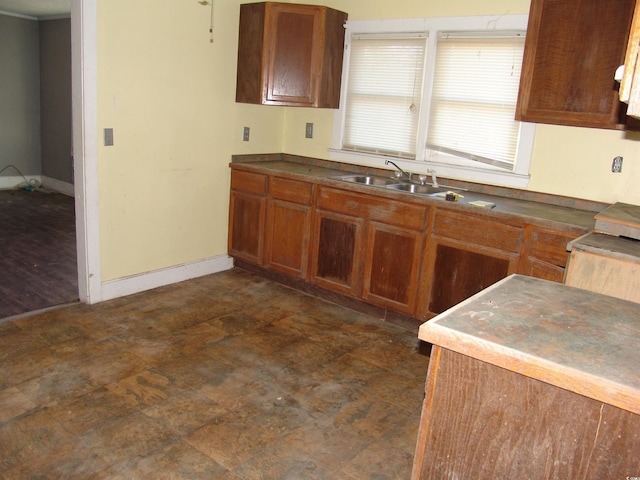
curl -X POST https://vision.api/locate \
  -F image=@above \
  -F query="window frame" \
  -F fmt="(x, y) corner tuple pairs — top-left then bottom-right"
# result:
(330, 15), (535, 189)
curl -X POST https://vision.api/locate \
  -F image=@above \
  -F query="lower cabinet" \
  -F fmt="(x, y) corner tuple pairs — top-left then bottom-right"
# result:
(311, 210), (364, 296)
(265, 176), (314, 279)
(518, 226), (580, 282)
(229, 165), (588, 321)
(421, 209), (522, 317)
(310, 186), (428, 315)
(362, 222), (424, 314)
(228, 170), (268, 265)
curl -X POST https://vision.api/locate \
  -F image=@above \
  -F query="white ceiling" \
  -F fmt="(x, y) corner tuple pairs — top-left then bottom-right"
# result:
(0, 0), (70, 19)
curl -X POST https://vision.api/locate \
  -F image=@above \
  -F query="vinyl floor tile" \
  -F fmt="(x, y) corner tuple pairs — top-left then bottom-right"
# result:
(0, 268), (429, 479)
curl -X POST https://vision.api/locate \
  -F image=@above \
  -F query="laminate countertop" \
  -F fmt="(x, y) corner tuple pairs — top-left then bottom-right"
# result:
(418, 274), (640, 415)
(231, 154), (602, 231)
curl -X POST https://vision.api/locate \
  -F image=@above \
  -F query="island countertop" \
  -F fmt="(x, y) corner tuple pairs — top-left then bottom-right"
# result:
(418, 274), (640, 415)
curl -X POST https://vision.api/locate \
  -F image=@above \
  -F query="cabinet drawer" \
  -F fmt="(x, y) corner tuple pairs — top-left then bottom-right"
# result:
(434, 210), (522, 253)
(231, 170), (267, 196)
(317, 187), (426, 231)
(270, 176), (313, 205)
(528, 229), (573, 267)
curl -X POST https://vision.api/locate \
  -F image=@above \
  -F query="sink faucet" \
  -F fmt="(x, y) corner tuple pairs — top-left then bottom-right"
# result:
(427, 169), (439, 188)
(385, 160), (412, 180)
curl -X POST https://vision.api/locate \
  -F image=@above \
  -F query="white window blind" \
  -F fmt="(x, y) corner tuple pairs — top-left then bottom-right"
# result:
(343, 35), (426, 159)
(426, 33), (526, 169)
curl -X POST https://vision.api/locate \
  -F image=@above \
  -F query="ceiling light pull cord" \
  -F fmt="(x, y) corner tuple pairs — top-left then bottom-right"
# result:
(209, 0), (215, 43)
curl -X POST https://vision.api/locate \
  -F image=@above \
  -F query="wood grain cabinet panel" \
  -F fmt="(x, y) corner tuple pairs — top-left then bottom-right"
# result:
(228, 190), (267, 265)
(363, 222), (425, 314)
(412, 347), (640, 479)
(236, 2), (347, 108)
(422, 209), (522, 316)
(311, 211), (364, 296)
(519, 226), (578, 282)
(265, 177), (314, 279)
(516, 0), (636, 129)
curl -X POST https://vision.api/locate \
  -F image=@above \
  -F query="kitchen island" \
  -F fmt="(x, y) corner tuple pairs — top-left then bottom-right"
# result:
(412, 274), (640, 479)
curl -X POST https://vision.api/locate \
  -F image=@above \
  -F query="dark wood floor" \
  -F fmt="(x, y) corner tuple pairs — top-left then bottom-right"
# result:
(0, 189), (78, 320)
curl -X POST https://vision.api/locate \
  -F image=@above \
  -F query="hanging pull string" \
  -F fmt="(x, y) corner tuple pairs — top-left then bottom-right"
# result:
(198, 0), (215, 43)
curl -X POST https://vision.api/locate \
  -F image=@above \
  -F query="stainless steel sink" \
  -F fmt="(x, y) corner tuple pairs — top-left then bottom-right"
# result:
(386, 183), (442, 195)
(332, 174), (401, 187)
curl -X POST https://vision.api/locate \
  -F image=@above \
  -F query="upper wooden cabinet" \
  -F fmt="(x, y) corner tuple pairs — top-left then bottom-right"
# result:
(235, 2), (348, 108)
(516, 0), (636, 129)
(619, 2), (640, 117)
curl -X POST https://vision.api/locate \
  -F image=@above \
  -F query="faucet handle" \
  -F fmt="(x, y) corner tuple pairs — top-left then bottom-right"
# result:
(418, 175), (427, 185)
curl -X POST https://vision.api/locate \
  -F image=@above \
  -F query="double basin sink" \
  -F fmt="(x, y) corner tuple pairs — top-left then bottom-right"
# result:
(331, 174), (444, 196)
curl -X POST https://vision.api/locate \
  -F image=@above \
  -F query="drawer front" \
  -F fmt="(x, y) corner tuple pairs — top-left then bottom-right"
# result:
(434, 210), (522, 253)
(231, 170), (267, 196)
(529, 229), (574, 267)
(317, 186), (426, 231)
(270, 176), (313, 205)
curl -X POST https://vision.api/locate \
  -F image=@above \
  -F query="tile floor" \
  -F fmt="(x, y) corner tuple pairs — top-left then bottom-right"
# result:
(0, 268), (430, 479)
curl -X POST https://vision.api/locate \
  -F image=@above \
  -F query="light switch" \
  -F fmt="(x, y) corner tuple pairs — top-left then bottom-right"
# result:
(104, 128), (114, 146)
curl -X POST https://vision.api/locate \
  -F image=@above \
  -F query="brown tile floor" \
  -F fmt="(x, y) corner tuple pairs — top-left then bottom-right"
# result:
(0, 268), (430, 479)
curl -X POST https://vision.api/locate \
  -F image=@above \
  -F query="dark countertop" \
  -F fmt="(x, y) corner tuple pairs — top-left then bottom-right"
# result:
(230, 155), (601, 231)
(418, 274), (640, 415)
(568, 231), (640, 262)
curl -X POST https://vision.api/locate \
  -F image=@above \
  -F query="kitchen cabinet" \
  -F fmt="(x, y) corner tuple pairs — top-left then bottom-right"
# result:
(516, 0), (636, 129)
(619, 1), (640, 117)
(421, 209), (522, 316)
(228, 170), (267, 265)
(518, 226), (580, 282)
(311, 186), (428, 314)
(412, 275), (640, 479)
(311, 210), (364, 296)
(228, 161), (590, 323)
(265, 176), (314, 279)
(235, 2), (347, 108)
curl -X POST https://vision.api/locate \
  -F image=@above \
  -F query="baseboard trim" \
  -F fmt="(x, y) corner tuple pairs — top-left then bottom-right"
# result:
(100, 254), (234, 302)
(0, 175), (74, 197)
(41, 177), (74, 196)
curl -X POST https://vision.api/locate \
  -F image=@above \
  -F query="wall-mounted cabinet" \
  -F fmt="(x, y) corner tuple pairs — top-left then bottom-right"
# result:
(235, 2), (347, 108)
(516, 0), (636, 129)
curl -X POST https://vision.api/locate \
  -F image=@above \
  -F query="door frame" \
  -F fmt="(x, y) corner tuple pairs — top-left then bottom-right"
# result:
(71, 0), (101, 303)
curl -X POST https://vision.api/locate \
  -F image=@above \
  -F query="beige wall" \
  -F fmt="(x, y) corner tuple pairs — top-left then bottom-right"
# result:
(97, 0), (283, 280)
(284, 0), (640, 207)
(96, 0), (639, 283)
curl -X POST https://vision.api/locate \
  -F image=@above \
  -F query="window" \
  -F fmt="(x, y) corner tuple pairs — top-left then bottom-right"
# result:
(331, 16), (534, 188)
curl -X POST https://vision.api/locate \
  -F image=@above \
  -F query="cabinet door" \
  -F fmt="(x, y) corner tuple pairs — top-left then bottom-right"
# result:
(362, 222), (424, 314)
(228, 191), (266, 265)
(428, 241), (515, 315)
(266, 176), (314, 279)
(228, 170), (267, 265)
(516, 0), (635, 129)
(266, 199), (312, 279)
(519, 227), (581, 283)
(311, 210), (364, 296)
(264, 3), (323, 106)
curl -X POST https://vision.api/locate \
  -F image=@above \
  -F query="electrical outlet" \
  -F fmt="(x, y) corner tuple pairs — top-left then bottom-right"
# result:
(612, 156), (623, 173)
(305, 123), (313, 139)
(104, 128), (114, 146)
(243, 127), (250, 142)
